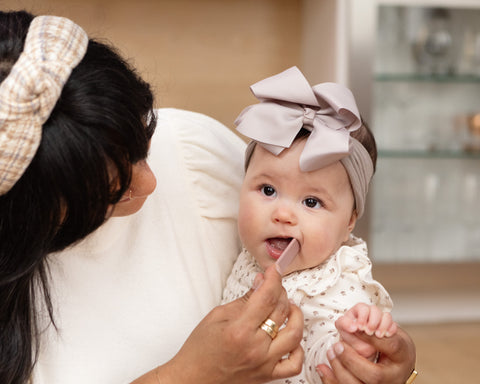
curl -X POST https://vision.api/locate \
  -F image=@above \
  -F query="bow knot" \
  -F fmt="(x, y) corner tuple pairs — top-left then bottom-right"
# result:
(235, 66), (362, 171)
(302, 107), (316, 130)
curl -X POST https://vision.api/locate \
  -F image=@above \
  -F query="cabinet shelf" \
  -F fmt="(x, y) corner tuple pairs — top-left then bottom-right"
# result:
(374, 73), (480, 84)
(378, 149), (480, 159)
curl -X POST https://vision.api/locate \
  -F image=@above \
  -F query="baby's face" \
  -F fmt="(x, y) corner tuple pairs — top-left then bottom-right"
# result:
(238, 138), (357, 275)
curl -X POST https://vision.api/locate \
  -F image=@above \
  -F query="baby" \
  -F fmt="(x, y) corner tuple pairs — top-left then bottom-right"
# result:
(222, 67), (396, 383)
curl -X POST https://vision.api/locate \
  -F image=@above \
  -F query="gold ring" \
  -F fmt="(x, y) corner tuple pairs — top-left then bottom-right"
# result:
(263, 318), (279, 333)
(405, 369), (418, 384)
(260, 318), (279, 340)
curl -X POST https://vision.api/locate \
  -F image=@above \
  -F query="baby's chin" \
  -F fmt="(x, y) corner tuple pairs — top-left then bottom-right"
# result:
(248, 250), (274, 272)
(254, 257), (274, 272)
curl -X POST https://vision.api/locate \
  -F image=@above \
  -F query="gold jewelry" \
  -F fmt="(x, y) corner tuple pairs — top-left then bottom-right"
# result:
(119, 189), (133, 203)
(263, 318), (279, 332)
(405, 369), (418, 384)
(260, 318), (279, 340)
(260, 323), (277, 339)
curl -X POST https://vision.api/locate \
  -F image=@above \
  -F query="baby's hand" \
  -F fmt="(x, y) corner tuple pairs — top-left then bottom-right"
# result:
(336, 303), (397, 361)
(340, 302), (397, 338)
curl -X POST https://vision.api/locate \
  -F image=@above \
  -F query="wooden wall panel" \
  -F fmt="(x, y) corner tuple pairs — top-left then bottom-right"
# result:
(4, 0), (303, 128)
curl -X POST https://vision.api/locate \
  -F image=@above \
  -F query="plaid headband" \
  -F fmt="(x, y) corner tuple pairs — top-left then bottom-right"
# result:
(236, 66), (374, 218)
(0, 15), (88, 195)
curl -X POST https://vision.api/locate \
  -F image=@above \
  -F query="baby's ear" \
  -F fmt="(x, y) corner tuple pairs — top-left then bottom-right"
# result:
(343, 210), (358, 242)
(347, 210), (358, 233)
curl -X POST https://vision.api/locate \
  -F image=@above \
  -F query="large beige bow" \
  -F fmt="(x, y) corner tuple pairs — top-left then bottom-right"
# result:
(235, 66), (362, 172)
(0, 15), (88, 195)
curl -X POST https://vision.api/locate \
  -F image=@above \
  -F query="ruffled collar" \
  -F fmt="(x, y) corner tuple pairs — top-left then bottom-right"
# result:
(241, 235), (372, 297)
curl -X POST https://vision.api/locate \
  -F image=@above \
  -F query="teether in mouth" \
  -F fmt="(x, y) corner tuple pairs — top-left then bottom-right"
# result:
(275, 239), (299, 275)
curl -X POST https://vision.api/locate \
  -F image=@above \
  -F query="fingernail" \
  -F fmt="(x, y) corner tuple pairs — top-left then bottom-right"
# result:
(333, 342), (344, 355)
(316, 367), (324, 378)
(253, 274), (264, 291)
(327, 347), (336, 361)
(365, 328), (374, 336)
(375, 330), (385, 338)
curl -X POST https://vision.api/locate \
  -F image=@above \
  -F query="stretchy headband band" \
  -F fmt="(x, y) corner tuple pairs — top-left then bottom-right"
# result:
(0, 15), (88, 195)
(236, 66), (374, 218)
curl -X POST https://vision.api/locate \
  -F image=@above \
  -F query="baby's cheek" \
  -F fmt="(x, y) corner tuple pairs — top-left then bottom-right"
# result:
(237, 208), (253, 245)
(303, 229), (335, 263)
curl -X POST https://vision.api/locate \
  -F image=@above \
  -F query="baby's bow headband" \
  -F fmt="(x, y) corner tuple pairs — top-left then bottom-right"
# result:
(0, 15), (88, 195)
(235, 66), (374, 217)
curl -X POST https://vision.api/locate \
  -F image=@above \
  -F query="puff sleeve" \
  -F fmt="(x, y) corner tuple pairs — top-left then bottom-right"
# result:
(151, 108), (246, 303)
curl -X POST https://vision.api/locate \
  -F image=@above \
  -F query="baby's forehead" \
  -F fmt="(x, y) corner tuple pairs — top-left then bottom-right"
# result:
(244, 133), (310, 170)
(251, 136), (307, 159)
(249, 145), (351, 186)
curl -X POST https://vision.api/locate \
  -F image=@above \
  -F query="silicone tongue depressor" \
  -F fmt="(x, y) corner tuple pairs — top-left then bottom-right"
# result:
(275, 239), (299, 275)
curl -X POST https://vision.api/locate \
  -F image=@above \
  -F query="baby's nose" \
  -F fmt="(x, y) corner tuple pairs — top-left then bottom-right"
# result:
(272, 202), (298, 225)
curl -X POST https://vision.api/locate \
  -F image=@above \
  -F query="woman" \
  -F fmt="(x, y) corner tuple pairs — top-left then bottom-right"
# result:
(0, 11), (416, 384)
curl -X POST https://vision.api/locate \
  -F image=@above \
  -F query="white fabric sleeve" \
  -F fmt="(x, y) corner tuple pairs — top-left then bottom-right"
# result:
(152, 108), (246, 300)
(276, 237), (392, 384)
(301, 274), (385, 383)
(300, 245), (393, 383)
(33, 108), (246, 384)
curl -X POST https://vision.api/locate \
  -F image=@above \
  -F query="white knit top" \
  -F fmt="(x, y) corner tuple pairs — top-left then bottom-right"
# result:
(33, 109), (245, 384)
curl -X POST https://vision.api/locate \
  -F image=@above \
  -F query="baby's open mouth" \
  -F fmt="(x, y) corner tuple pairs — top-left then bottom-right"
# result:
(266, 237), (293, 259)
(267, 237), (293, 251)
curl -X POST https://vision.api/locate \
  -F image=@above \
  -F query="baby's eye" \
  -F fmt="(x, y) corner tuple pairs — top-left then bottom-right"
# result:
(261, 185), (276, 197)
(303, 197), (322, 209)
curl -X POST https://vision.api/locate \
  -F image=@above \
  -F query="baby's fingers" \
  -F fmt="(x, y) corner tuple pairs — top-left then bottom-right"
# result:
(344, 303), (370, 330)
(374, 312), (395, 338)
(363, 306), (383, 336)
(336, 314), (358, 333)
(386, 320), (398, 337)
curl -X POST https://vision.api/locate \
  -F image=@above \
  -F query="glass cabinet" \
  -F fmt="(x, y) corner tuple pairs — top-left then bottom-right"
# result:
(363, 2), (480, 263)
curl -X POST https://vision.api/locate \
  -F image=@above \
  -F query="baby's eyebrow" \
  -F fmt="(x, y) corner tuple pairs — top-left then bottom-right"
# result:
(249, 172), (274, 182)
(305, 183), (330, 196)
(305, 185), (335, 203)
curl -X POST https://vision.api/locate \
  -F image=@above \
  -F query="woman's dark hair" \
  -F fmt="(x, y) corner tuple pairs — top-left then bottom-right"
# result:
(0, 11), (156, 383)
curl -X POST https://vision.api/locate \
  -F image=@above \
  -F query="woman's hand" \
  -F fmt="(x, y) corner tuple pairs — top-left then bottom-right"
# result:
(133, 265), (304, 384)
(316, 325), (416, 384)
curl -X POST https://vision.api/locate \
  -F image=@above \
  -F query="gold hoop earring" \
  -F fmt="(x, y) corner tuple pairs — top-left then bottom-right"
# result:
(119, 189), (133, 203)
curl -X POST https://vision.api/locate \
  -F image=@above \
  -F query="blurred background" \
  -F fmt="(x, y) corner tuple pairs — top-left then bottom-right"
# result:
(3, 0), (480, 382)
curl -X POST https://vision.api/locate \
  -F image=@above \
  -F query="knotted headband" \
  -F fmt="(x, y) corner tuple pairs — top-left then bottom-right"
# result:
(236, 66), (374, 217)
(0, 15), (88, 195)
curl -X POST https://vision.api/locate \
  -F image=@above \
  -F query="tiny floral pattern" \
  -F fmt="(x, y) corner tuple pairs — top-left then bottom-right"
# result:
(222, 235), (392, 384)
